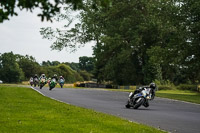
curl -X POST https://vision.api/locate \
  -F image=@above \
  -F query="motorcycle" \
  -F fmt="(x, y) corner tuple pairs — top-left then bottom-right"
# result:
(59, 79), (64, 88)
(39, 78), (46, 89)
(29, 79), (34, 86)
(33, 78), (39, 87)
(125, 87), (154, 109)
(49, 78), (57, 90)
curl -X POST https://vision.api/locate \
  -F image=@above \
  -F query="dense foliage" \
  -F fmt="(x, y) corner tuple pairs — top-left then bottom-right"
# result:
(0, 52), (93, 83)
(40, 0), (200, 85)
(0, 0), (111, 23)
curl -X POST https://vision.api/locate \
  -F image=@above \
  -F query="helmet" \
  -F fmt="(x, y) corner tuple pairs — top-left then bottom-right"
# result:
(42, 74), (45, 76)
(54, 74), (57, 77)
(35, 74), (37, 76)
(150, 83), (156, 89)
(60, 76), (63, 78)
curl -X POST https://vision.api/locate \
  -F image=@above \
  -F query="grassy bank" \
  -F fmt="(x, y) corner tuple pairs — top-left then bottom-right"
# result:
(156, 90), (200, 104)
(0, 85), (164, 133)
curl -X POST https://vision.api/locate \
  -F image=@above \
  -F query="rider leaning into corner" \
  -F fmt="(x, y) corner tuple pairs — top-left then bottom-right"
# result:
(131, 82), (157, 107)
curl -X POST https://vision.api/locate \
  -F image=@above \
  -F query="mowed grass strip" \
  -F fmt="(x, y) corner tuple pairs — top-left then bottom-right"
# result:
(0, 85), (164, 133)
(156, 90), (200, 104)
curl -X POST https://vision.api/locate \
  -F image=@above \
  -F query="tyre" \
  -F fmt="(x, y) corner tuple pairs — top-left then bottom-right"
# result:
(125, 100), (131, 108)
(143, 100), (149, 108)
(40, 85), (43, 89)
(133, 97), (145, 109)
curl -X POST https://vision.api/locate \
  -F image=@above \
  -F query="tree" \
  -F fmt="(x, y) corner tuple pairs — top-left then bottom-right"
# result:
(0, 52), (24, 82)
(69, 62), (80, 71)
(40, 0), (199, 85)
(16, 54), (41, 80)
(0, 0), (111, 23)
(43, 64), (83, 83)
(79, 56), (94, 72)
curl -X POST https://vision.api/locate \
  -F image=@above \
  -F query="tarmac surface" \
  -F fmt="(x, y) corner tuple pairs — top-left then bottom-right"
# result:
(32, 87), (200, 133)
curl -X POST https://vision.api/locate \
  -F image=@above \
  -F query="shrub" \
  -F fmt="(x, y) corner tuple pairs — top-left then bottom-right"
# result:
(177, 84), (197, 91)
(157, 85), (174, 90)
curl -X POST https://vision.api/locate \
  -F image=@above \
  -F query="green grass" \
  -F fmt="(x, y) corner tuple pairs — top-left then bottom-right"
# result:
(0, 85), (164, 133)
(156, 90), (200, 104)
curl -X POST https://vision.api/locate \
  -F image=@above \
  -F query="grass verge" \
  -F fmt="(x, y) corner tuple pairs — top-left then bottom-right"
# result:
(156, 90), (200, 104)
(0, 85), (164, 133)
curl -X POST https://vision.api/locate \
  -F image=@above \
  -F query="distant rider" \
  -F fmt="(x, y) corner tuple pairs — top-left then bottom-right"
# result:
(33, 74), (38, 79)
(47, 77), (51, 85)
(58, 76), (65, 83)
(51, 74), (58, 81)
(29, 77), (33, 85)
(39, 74), (47, 80)
(29, 77), (33, 82)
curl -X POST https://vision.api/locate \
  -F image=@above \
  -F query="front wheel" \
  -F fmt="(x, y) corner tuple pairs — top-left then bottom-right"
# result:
(133, 97), (145, 109)
(125, 100), (131, 108)
(143, 99), (149, 107)
(60, 84), (63, 88)
(40, 85), (43, 89)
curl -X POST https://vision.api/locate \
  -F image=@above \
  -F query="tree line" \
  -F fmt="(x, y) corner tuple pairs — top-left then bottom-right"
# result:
(40, 0), (200, 85)
(0, 52), (94, 83)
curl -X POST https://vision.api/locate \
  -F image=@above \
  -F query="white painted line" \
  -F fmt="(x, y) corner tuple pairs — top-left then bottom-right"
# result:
(31, 86), (45, 96)
(30, 86), (69, 105)
(157, 97), (200, 106)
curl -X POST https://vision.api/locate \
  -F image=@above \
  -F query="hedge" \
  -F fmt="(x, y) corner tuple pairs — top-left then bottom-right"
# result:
(177, 84), (197, 91)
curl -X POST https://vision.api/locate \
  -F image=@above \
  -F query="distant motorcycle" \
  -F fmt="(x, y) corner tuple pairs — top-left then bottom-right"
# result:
(49, 78), (57, 90)
(59, 79), (64, 88)
(33, 78), (39, 87)
(29, 79), (34, 86)
(125, 87), (154, 109)
(39, 78), (46, 89)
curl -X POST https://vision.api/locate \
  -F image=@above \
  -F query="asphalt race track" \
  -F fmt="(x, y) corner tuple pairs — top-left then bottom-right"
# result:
(32, 87), (200, 133)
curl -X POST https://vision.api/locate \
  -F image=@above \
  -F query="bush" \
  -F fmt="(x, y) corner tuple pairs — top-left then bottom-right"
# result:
(157, 85), (174, 90)
(177, 84), (197, 91)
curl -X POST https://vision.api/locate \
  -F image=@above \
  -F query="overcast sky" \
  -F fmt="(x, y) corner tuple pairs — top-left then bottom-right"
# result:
(0, 9), (94, 64)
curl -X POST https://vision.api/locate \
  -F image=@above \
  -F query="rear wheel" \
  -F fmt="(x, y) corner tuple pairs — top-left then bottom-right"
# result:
(133, 98), (145, 109)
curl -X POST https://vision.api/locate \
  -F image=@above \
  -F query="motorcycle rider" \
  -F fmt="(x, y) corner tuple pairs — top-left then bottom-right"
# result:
(33, 74), (38, 79)
(39, 74), (47, 80)
(29, 77), (33, 86)
(131, 82), (156, 101)
(149, 82), (156, 100)
(51, 74), (58, 81)
(58, 76), (65, 83)
(30, 77), (33, 82)
(33, 74), (39, 87)
(47, 77), (51, 85)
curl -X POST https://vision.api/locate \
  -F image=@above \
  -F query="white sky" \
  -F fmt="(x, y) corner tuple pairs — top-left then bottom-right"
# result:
(0, 9), (95, 64)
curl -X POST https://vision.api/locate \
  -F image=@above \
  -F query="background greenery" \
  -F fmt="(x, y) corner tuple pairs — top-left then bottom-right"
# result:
(40, 0), (200, 86)
(1, 0), (200, 87)
(0, 52), (93, 83)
